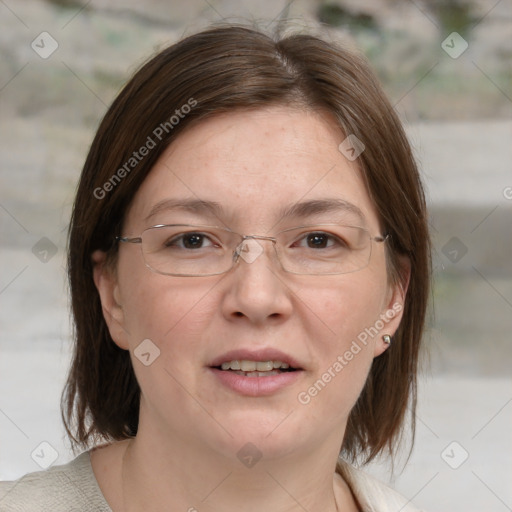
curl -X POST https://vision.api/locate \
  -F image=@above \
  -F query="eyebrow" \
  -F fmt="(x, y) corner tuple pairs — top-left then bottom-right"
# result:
(145, 198), (223, 222)
(145, 197), (365, 224)
(277, 198), (365, 224)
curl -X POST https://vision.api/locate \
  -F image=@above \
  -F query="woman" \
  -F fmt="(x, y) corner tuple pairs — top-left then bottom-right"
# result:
(0, 25), (430, 511)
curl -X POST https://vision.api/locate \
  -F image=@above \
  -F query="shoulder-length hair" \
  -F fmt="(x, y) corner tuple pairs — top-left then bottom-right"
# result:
(63, 24), (430, 466)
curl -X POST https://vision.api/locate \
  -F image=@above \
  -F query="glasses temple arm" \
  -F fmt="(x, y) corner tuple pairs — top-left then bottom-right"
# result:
(116, 236), (142, 244)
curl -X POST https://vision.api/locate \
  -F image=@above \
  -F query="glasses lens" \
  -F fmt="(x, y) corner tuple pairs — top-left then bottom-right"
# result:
(137, 224), (376, 276)
(141, 225), (237, 276)
(276, 225), (372, 275)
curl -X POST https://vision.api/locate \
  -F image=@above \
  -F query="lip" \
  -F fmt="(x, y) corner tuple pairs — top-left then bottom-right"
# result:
(208, 348), (304, 370)
(207, 348), (305, 397)
(209, 367), (304, 396)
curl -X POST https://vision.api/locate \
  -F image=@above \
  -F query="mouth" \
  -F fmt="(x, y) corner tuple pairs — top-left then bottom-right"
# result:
(212, 359), (300, 377)
(208, 349), (304, 396)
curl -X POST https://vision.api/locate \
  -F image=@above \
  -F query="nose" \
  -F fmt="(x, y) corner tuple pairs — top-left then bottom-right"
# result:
(220, 237), (293, 325)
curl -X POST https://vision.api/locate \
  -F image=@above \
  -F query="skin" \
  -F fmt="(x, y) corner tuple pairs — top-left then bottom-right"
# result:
(91, 106), (408, 512)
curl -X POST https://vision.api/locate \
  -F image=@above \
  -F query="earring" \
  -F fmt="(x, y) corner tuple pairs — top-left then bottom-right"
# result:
(383, 334), (392, 345)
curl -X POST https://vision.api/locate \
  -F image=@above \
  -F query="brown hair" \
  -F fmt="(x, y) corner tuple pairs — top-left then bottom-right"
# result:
(63, 24), (430, 466)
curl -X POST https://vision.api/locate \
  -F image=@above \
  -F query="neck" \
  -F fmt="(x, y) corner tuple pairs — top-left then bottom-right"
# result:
(119, 421), (353, 512)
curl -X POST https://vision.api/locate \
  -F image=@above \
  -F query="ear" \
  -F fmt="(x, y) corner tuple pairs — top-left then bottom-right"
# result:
(373, 256), (411, 357)
(92, 250), (130, 350)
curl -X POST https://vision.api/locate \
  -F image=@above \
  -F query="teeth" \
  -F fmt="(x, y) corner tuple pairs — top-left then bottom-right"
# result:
(220, 359), (294, 371)
(256, 361), (273, 371)
(233, 370), (281, 377)
(240, 360), (256, 371)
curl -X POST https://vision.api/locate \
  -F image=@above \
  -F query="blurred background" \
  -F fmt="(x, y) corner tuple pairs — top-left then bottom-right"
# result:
(1, 1), (511, 510)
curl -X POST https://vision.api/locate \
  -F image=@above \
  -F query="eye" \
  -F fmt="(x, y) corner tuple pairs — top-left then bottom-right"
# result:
(165, 232), (217, 250)
(305, 232), (331, 249)
(295, 231), (345, 249)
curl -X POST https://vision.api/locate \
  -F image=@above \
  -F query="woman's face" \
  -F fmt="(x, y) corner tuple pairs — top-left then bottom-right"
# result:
(94, 106), (406, 463)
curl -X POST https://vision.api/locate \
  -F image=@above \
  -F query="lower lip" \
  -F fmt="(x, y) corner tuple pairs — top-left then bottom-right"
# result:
(209, 368), (303, 396)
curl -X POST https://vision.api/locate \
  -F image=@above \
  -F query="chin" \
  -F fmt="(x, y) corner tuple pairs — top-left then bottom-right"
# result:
(202, 409), (309, 461)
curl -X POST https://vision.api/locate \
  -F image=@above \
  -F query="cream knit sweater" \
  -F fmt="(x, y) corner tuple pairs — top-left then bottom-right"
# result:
(0, 452), (422, 511)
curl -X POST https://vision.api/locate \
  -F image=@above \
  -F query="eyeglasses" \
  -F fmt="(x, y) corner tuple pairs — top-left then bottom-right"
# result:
(116, 224), (388, 277)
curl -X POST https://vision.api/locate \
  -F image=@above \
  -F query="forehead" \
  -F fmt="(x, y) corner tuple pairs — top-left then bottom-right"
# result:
(125, 107), (380, 232)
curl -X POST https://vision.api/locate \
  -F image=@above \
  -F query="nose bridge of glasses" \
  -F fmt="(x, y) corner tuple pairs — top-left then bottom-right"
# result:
(244, 234), (276, 243)
(234, 234), (278, 265)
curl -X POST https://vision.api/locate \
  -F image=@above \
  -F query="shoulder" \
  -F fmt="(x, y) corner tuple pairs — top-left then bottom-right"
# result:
(0, 452), (111, 512)
(338, 460), (424, 512)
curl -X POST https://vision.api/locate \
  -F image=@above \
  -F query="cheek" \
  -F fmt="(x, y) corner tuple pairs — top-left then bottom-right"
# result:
(120, 276), (220, 411)
(116, 243), (218, 362)
(298, 272), (386, 418)
(306, 269), (387, 352)
(124, 278), (218, 346)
